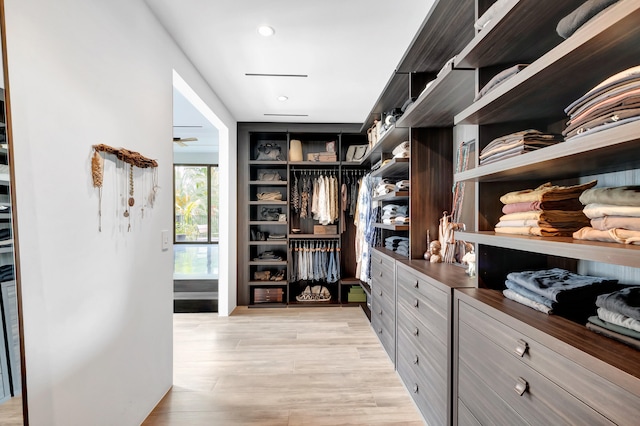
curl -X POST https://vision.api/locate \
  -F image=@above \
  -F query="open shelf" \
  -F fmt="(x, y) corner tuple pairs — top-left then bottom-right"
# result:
(288, 234), (340, 239)
(360, 73), (410, 132)
(455, 1), (640, 125)
(249, 201), (287, 205)
(248, 160), (287, 166)
(455, 120), (640, 182)
(288, 161), (340, 166)
(396, 64), (474, 128)
(362, 126), (410, 167)
(372, 191), (409, 202)
(455, 0), (585, 68)
(249, 180), (287, 186)
(457, 231), (640, 268)
(249, 241), (287, 246)
(248, 281), (288, 286)
(248, 221), (288, 226)
(374, 223), (409, 231)
(248, 261), (287, 266)
(371, 158), (409, 179)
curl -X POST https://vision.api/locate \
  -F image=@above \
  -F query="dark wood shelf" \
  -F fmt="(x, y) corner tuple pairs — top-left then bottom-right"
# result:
(397, 259), (477, 291)
(374, 223), (409, 231)
(248, 260), (287, 266)
(249, 180), (287, 186)
(248, 302), (288, 309)
(249, 241), (287, 246)
(455, 120), (640, 182)
(363, 128), (410, 167)
(396, 65), (474, 128)
(455, 288), (640, 385)
(288, 234), (340, 239)
(456, 231), (640, 268)
(371, 158), (409, 179)
(289, 161), (340, 166)
(455, 1), (640, 125)
(249, 160), (287, 165)
(248, 281), (288, 286)
(248, 221), (288, 226)
(396, 0), (475, 73)
(455, 0), (585, 68)
(173, 291), (218, 301)
(372, 191), (409, 202)
(360, 73), (410, 132)
(249, 201), (287, 205)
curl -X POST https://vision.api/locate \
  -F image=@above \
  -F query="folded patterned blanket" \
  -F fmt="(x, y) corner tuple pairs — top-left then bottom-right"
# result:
(596, 286), (640, 321)
(503, 289), (553, 315)
(598, 307), (640, 333)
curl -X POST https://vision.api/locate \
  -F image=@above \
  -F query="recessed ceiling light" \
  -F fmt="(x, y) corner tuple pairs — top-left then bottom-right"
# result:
(257, 25), (275, 37)
(277, 96), (288, 102)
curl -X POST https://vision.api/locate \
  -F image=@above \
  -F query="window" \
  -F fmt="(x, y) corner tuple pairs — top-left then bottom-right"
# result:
(174, 165), (219, 243)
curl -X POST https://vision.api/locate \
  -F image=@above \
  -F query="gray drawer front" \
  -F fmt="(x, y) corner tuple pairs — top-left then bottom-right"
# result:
(459, 320), (613, 425)
(457, 399), (481, 426)
(397, 263), (449, 307)
(371, 300), (395, 363)
(397, 303), (447, 382)
(397, 337), (447, 426)
(397, 281), (447, 346)
(459, 300), (640, 424)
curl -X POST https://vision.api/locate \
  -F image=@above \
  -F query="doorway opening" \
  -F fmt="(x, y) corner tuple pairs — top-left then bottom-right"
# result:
(172, 74), (220, 312)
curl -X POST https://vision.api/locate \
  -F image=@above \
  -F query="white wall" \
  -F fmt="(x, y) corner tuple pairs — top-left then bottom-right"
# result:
(3, 0), (237, 424)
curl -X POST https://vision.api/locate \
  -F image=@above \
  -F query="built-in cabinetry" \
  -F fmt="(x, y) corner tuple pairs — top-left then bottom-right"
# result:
(237, 123), (370, 308)
(360, 0), (640, 424)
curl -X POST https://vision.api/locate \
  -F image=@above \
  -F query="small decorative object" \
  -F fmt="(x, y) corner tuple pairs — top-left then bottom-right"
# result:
(461, 242), (476, 277)
(289, 139), (303, 161)
(256, 142), (284, 161)
(325, 141), (336, 153)
(344, 145), (369, 162)
(91, 144), (158, 232)
(428, 240), (442, 263)
(423, 230), (431, 260)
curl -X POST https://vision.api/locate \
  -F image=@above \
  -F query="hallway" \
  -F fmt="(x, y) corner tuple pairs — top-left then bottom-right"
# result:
(144, 307), (423, 425)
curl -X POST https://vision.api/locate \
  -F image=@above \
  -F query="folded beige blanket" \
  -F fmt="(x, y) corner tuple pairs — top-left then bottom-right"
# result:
(573, 226), (640, 244)
(500, 180), (597, 204)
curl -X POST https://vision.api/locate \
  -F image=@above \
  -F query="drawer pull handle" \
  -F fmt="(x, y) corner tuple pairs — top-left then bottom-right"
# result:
(414, 299), (419, 308)
(514, 377), (528, 396)
(378, 309), (383, 315)
(414, 280), (419, 289)
(378, 290), (382, 296)
(514, 339), (528, 357)
(378, 258), (382, 264)
(413, 384), (419, 394)
(377, 328), (382, 334)
(379, 271), (383, 277)
(413, 328), (419, 336)
(413, 355), (419, 365)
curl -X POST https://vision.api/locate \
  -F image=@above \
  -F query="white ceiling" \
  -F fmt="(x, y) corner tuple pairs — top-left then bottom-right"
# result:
(147, 0), (435, 126)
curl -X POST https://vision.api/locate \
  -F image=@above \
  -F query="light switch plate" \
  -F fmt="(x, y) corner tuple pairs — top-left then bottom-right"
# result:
(161, 230), (170, 251)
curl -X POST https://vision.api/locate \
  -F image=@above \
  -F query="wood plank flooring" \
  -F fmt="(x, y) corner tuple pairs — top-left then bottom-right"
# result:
(144, 306), (424, 425)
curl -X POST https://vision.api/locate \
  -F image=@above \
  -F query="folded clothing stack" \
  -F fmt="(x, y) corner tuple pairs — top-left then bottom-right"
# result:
(395, 180), (410, 191)
(557, 0), (620, 39)
(588, 286), (640, 350)
(385, 236), (409, 257)
(573, 185), (640, 245)
(0, 264), (14, 283)
(392, 141), (410, 159)
(381, 204), (408, 225)
(564, 64), (640, 140)
(495, 180), (596, 237)
(375, 179), (396, 197)
(479, 130), (563, 165)
(475, 64), (529, 101)
(502, 268), (620, 321)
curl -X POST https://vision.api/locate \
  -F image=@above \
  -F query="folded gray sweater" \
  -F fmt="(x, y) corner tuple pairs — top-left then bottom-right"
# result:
(557, 0), (620, 39)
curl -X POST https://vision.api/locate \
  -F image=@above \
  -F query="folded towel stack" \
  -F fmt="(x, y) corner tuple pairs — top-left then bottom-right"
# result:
(479, 129), (563, 165)
(563, 64), (640, 140)
(385, 236), (409, 258)
(502, 268), (620, 322)
(375, 179), (396, 197)
(495, 181), (596, 237)
(395, 180), (410, 191)
(587, 286), (640, 350)
(572, 185), (640, 245)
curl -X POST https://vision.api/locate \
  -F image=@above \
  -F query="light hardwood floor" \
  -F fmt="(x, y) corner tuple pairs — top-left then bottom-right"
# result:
(144, 306), (424, 425)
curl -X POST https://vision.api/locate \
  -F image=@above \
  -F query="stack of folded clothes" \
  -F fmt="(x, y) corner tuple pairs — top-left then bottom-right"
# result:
(474, 64), (529, 101)
(588, 286), (640, 350)
(385, 236), (409, 257)
(502, 268), (620, 321)
(381, 204), (408, 225)
(573, 185), (640, 245)
(557, 0), (621, 39)
(395, 179), (410, 191)
(563, 64), (640, 140)
(479, 130), (563, 165)
(495, 180), (597, 236)
(392, 141), (410, 159)
(374, 179), (396, 197)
